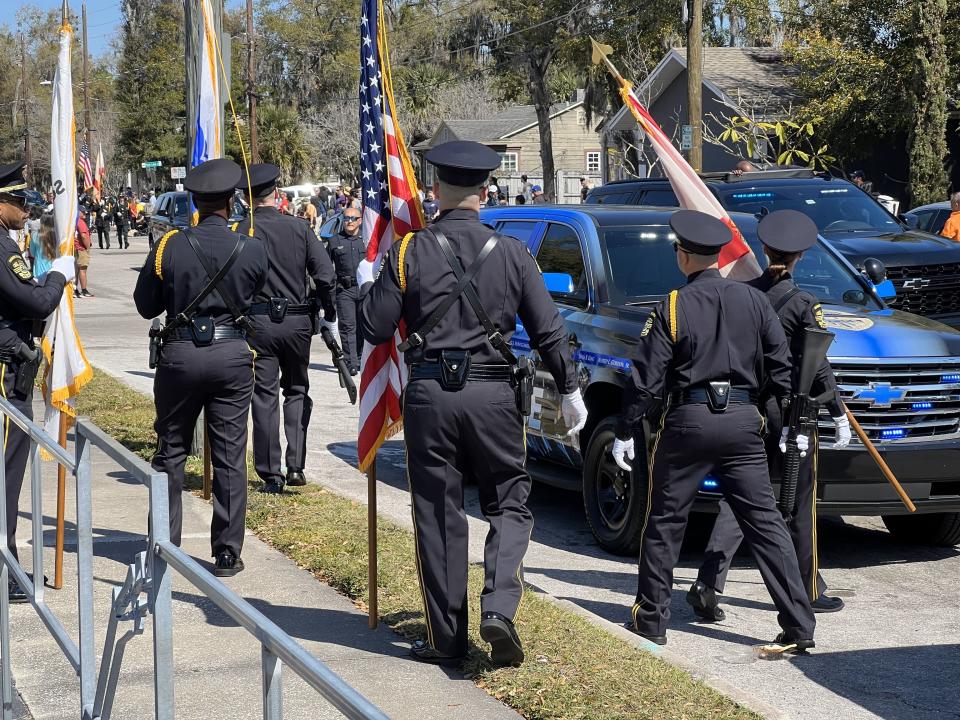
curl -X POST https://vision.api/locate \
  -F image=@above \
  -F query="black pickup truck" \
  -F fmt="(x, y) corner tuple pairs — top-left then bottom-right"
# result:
(586, 170), (960, 329)
(480, 204), (960, 555)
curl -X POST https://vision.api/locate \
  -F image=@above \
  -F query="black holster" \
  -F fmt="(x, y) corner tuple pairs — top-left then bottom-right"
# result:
(706, 381), (731, 413)
(438, 350), (470, 391)
(515, 355), (534, 417)
(189, 316), (215, 346)
(148, 318), (162, 369)
(13, 344), (40, 396)
(268, 297), (289, 323)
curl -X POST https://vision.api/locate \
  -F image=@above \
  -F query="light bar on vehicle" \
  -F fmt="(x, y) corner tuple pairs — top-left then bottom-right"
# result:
(701, 477), (719, 490)
(941, 374), (960, 384)
(912, 402), (933, 411)
(730, 192), (774, 200)
(880, 428), (906, 440)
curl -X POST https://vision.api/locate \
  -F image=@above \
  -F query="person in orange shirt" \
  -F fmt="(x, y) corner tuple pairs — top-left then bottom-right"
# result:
(942, 192), (960, 241)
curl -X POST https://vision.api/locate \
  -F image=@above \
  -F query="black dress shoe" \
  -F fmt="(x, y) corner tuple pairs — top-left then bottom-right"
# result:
(480, 611), (524, 667)
(686, 580), (725, 622)
(772, 631), (815, 653)
(213, 551), (244, 577)
(624, 621), (667, 646)
(285, 468), (306, 487)
(409, 640), (464, 667)
(260, 480), (285, 494)
(811, 594), (844, 613)
(7, 580), (27, 604)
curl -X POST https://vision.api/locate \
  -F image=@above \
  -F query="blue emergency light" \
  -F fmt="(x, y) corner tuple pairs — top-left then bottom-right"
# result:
(911, 402), (933, 411)
(941, 374), (960, 384)
(701, 478), (719, 490)
(880, 428), (906, 440)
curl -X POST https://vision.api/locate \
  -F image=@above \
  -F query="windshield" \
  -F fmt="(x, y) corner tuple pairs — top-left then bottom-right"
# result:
(172, 195), (190, 219)
(600, 223), (881, 310)
(716, 184), (901, 234)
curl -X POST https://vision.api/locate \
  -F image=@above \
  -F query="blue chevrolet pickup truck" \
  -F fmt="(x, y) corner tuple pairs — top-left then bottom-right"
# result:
(479, 205), (960, 555)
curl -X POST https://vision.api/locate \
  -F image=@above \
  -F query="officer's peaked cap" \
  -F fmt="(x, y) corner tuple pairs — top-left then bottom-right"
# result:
(757, 209), (818, 254)
(0, 161), (43, 207)
(426, 141), (500, 187)
(241, 163), (281, 197)
(185, 158), (243, 200)
(669, 209), (732, 255)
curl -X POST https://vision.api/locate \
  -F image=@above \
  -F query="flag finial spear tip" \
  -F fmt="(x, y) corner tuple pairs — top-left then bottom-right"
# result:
(590, 37), (614, 65)
(61, 0), (70, 22)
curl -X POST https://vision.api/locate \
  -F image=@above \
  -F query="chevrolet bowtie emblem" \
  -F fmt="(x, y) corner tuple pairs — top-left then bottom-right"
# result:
(852, 382), (906, 408)
(902, 278), (931, 290)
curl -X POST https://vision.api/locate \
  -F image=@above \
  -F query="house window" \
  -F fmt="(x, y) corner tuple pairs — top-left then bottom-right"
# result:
(576, 110), (587, 126)
(586, 151), (601, 174)
(499, 152), (519, 172)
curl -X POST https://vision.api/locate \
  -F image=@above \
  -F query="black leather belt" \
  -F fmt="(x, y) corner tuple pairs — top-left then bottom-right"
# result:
(165, 326), (246, 342)
(248, 302), (313, 315)
(670, 388), (757, 405)
(337, 277), (357, 289)
(409, 363), (513, 383)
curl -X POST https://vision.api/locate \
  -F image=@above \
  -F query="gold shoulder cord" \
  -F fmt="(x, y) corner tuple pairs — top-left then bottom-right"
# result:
(668, 289), (678, 342)
(154, 230), (178, 279)
(231, 222), (241, 232)
(397, 232), (415, 293)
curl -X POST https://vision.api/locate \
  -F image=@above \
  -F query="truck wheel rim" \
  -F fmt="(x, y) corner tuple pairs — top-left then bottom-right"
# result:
(596, 446), (629, 531)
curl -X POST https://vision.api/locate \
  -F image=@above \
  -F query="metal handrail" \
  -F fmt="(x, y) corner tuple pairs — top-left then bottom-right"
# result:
(0, 396), (389, 720)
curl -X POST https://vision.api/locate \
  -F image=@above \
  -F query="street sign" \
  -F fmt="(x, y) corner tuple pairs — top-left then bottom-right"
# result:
(141, 160), (163, 169)
(681, 125), (693, 151)
(171, 166), (186, 180)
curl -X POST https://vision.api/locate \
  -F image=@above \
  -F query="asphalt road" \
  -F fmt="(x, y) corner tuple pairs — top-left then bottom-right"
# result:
(76, 239), (960, 720)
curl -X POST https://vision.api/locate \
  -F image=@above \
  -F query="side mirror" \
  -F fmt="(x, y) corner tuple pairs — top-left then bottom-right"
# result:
(873, 279), (896, 300)
(862, 257), (886, 285)
(543, 272), (574, 294)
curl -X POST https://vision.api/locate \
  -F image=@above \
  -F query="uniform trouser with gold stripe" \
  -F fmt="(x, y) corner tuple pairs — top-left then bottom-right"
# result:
(698, 430), (827, 602)
(2, 362), (31, 562)
(151, 339), (254, 558)
(403, 378), (530, 657)
(634, 403), (815, 639)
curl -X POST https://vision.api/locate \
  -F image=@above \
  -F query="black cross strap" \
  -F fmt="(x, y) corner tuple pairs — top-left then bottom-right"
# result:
(772, 286), (802, 320)
(160, 228), (247, 338)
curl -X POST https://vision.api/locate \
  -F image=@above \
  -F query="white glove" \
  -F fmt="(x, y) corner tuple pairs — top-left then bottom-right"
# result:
(560, 388), (589, 438)
(612, 438), (634, 472)
(833, 415), (851, 448)
(779, 428), (809, 458)
(50, 256), (76, 284)
(319, 317), (338, 336)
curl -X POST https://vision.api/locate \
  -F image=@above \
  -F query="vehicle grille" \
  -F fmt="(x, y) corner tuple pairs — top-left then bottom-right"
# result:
(817, 361), (960, 445)
(885, 263), (960, 317)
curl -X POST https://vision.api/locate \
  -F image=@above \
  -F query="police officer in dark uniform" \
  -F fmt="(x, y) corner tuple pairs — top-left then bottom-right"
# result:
(134, 158), (267, 577)
(360, 141), (588, 667)
(686, 210), (850, 621)
(0, 162), (74, 602)
(233, 163), (338, 493)
(612, 209), (816, 650)
(326, 205), (365, 373)
(114, 195), (130, 249)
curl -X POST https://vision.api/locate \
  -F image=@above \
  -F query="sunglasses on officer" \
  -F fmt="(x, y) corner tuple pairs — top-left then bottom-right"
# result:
(343, 214), (361, 222)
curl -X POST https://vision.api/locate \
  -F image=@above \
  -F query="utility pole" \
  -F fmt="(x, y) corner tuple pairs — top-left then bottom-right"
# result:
(686, 0), (703, 172)
(81, 3), (93, 161)
(246, 0), (259, 162)
(19, 33), (32, 186)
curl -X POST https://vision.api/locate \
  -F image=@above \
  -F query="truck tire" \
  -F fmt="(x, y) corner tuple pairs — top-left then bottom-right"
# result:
(882, 512), (960, 547)
(582, 417), (648, 556)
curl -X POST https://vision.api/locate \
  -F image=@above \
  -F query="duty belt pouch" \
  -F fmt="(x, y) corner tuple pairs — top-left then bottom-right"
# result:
(438, 350), (470, 391)
(515, 355), (534, 417)
(268, 297), (289, 323)
(14, 353), (40, 396)
(189, 316), (215, 346)
(706, 381), (731, 413)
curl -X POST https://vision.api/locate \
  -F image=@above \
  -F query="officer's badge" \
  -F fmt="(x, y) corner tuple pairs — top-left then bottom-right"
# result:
(7, 255), (32, 282)
(812, 303), (827, 329)
(640, 311), (656, 337)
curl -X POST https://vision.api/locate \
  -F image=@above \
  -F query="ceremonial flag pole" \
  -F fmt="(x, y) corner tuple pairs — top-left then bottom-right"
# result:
(357, 0), (426, 629)
(46, 0), (94, 589)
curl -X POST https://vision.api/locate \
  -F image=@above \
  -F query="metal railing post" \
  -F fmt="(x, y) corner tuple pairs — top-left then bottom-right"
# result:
(261, 647), (283, 720)
(29, 445), (43, 604)
(74, 432), (96, 719)
(0, 444), (10, 720)
(147, 470), (174, 720)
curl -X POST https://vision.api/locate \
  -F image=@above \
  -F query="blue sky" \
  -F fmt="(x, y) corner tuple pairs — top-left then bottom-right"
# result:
(30, 0), (245, 59)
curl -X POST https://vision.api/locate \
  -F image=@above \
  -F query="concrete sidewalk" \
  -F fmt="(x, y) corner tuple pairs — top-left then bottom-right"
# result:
(6, 400), (517, 719)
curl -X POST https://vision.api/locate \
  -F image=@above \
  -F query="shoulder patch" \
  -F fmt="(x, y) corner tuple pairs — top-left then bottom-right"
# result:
(154, 230), (178, 279)
(8, 254), (32, 282)
(812, 303), (827, 329)
(640, 311), (656, 337)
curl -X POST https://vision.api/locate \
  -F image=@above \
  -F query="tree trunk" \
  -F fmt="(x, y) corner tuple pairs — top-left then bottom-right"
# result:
(907, 0), (948, 207)
(527, 53), (556, 202)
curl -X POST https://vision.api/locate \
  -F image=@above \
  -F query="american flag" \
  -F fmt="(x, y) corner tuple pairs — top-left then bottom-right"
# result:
(356, 0), (425, 472)
(77, 140), (94, 191)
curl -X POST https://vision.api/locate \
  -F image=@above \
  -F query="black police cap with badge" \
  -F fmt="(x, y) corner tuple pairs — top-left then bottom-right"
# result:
(185, 158), (243, 203)
(240, 163), (281, 199)
(426, 140), (501, 187)
(0, 162), (45, 209)
(756, 209), (818, 254)
(669, 209), (732, 255)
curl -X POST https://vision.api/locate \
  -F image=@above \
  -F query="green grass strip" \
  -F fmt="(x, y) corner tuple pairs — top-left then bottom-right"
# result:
(77, 369), (759, 720)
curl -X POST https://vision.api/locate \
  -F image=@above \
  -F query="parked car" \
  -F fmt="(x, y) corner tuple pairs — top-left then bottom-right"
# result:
(904, 201), (952, 236)
(147, 191), (248, 247)
(480, 204), (960, 554)
(586, 170), (960, 328)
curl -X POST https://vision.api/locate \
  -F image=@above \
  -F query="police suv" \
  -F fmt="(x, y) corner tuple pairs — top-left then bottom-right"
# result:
(480, 204), (960, 555)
